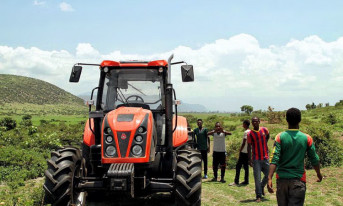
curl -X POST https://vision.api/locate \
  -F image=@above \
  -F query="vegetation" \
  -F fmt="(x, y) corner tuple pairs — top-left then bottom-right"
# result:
(0, 74), (84, 105)
(240, 105), (253, 115)
(0, 75), (342, 205)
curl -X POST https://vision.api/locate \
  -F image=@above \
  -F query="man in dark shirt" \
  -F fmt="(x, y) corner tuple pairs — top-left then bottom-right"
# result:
(193, 119), (210, 179)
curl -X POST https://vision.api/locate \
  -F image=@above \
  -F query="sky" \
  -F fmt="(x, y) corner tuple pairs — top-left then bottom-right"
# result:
(1, 0), (343, 112)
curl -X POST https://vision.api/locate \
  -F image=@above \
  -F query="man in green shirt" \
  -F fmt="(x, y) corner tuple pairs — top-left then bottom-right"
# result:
(267, 108), (323, 206)
(193, 119), (210, 179)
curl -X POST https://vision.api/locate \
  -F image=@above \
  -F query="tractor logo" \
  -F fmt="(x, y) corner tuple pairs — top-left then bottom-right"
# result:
(120, 133), (127, 140)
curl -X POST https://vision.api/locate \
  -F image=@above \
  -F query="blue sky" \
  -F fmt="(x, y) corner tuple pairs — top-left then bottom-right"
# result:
(2, 1), (343, 53)
(1, 1), (343, 111)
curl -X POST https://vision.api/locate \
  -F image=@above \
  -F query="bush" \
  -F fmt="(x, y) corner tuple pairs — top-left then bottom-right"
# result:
(0, 117), (17, 131)
(22, 114), (32, 121)
(304, 125), (343, 167)
(323, 113), (337, 125)
(205, 115), (225, 130)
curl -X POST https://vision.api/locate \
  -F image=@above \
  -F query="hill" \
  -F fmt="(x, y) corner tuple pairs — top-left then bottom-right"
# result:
(0, 74), (84, 105)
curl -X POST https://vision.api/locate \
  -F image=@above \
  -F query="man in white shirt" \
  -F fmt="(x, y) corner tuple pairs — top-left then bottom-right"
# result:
(229, 120), (250, 186)
(208, 122), (232, 183)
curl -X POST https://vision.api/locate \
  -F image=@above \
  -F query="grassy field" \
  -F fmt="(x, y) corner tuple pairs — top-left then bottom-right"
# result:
(0, 106), (343, 205)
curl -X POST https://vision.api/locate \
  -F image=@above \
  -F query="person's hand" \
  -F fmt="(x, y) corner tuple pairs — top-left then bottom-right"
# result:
(207, 147), (210, 153)
(317, 173), (323, 182)
(248, 160), (253, 167)
(267, 178), (274, 193)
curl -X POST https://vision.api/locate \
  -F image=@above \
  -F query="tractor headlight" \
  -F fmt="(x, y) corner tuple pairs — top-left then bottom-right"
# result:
(132, 145), (143, 156)
(106, 127), (112, 134)
(106, 146), (116, 156)
(138, 126), (145, 133)
(106, 135), (113, 143)
(135, 135), (143, 143)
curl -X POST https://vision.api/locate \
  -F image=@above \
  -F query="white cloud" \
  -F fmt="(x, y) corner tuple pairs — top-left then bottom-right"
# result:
(1, 34), (343, 111)
(59, 2), (74, 12)
(33, 0), (45, 6)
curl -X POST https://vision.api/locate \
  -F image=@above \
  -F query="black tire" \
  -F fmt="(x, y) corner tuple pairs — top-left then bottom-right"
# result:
(43, 147), (86, 206)
(175, 149), (202, 206)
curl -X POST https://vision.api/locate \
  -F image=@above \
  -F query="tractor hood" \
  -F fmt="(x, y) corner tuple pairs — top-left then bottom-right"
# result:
(101, 107), (155, 164)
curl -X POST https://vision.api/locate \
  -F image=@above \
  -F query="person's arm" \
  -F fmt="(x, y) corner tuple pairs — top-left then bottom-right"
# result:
(247, 143), (252, 167)
(267, 135), (282, 193)
(307, 136), (322, 182)
(313, 164), (323, 182)
(223, 130), (232, 136)
(207, 130), (215, 136)
(239, 139), (246, 153)
(267, 164), (277, 193)
(207, 134), (210, 153)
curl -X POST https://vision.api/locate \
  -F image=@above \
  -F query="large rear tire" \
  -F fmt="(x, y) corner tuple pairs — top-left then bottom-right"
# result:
(175, 149), (202, 206)
(43, 147), (86, 206)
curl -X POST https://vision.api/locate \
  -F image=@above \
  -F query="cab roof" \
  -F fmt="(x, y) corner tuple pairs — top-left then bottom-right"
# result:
(100, 60), (168, 68)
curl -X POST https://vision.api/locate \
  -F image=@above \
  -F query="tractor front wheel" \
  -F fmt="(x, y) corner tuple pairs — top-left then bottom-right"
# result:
(43, 147), (86, 206)
(175, 149), (202, 206)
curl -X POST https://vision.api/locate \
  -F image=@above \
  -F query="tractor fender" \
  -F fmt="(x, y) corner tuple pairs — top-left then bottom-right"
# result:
(83, 118), (95, 146)
(172, 116), (188, 147)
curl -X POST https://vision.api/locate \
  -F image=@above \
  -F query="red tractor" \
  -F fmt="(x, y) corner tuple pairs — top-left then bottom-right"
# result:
(43, 55), (202, 205)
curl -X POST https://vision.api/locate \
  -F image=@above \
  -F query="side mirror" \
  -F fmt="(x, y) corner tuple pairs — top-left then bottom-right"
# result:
(181, 65), (194, 82)
(69, 65), (82, 82)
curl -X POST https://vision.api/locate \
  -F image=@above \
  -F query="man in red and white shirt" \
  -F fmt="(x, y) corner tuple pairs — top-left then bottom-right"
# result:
(247, 117), (270, 202)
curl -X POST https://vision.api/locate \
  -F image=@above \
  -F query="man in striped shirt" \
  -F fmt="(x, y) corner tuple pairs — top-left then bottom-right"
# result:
(247, 117), (270, 202)
(267, 108), (322, 206)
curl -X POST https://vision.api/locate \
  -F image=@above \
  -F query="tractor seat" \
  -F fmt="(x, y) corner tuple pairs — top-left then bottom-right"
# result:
(116, 103), (150, 110)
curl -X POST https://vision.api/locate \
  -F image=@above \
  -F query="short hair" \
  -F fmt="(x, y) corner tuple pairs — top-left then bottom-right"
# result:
(286, 108), (301, 125)
(243, 119), (250, 127)
(252, 116), (260, 121)
(197, 119), (203, 122)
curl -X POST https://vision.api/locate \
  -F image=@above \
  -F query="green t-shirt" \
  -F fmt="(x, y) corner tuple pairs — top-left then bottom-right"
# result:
(193, 127), (208, 150)
(270, 129), (319, 180)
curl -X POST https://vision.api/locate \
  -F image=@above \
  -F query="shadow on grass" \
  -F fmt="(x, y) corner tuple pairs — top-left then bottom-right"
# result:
(240, 197), (270, 204)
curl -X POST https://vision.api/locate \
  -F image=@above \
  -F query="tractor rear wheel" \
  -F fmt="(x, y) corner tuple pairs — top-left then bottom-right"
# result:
(43, 147), (86, 206)
(175, 149), (202, 206)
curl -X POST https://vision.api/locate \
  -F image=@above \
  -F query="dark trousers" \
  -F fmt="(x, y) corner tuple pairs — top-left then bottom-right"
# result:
(200, 150), (208, 175)
(234, 152), (249, 184)
(276, 178), (306, 206)
(213, 151), (226, 179)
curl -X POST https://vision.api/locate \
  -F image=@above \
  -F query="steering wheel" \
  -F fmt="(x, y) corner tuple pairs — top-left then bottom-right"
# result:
(126, 95), (144, 103)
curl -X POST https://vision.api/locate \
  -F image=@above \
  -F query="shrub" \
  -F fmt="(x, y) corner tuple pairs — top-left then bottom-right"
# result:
(304, 125), (343, 167)
(22, 114), (32, 120)
(205, 115), (225, 130)
(323, 113), (337, 125)
(0, 117), (17, 131)
(20, 119), (33, 127)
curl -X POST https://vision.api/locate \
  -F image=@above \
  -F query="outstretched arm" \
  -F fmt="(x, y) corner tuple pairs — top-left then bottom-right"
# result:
(223, 130), (232, 135)
(207, 130), (215, 136)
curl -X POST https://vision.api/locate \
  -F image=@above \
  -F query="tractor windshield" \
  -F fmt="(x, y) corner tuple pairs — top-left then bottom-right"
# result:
(101, 68), (164, 111)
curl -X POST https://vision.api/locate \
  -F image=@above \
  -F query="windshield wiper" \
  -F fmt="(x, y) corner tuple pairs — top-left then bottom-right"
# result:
(128, 83), (146, 96)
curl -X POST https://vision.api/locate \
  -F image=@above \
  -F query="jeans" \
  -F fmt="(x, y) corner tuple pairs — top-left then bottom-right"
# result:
(276, 178), (306, 206)
(234, 152), (249, 184)
(200, 150), (208, 175)
(252, 159), (269, 198)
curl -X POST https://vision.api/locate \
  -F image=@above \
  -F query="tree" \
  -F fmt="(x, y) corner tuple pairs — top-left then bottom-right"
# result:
(317, 103), (323, 108)
(311, 102), (316, 109)
(305, 104), (311, 110)
(241, 105), (253, 115)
